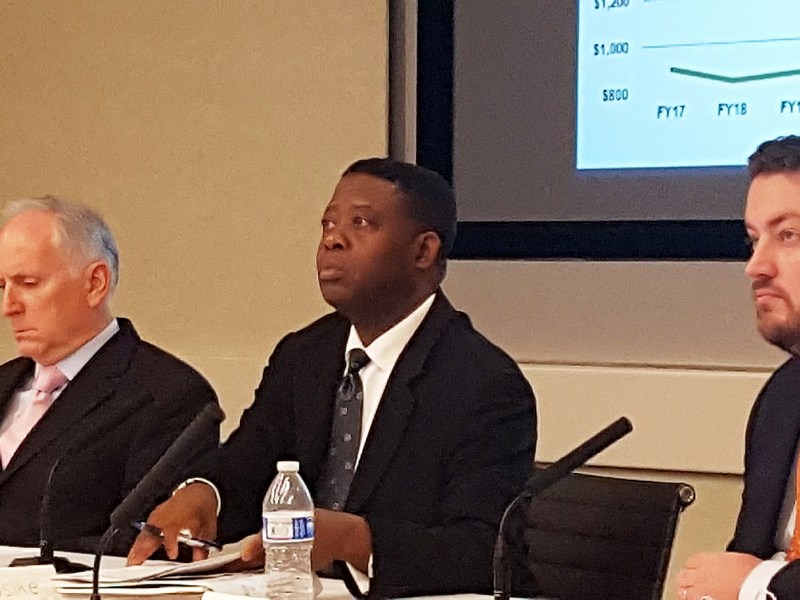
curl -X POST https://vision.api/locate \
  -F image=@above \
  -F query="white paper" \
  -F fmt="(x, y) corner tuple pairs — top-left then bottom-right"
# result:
(53, 551), (242, 585)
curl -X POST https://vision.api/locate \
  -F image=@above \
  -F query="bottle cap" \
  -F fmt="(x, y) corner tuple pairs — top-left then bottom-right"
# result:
(276, 460), (300, 472)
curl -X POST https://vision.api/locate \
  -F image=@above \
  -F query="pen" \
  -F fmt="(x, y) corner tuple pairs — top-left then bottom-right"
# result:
(131, 520), (222, 551)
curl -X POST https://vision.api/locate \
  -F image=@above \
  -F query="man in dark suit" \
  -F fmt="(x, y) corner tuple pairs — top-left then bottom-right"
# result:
(677, 136), (800, 600)
(0, 196), (219, 555)
(129, 158), (536, 597)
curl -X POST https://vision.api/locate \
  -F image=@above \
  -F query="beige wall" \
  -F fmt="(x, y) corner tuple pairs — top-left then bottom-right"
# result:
(0, 0), (389, 434)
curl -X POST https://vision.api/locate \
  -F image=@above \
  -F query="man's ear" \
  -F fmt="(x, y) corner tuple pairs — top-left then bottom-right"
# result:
(85, 261), (111, 308)
(414, 231), (442, 270)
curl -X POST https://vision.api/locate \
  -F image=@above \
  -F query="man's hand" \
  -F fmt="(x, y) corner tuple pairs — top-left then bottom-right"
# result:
(209, 534), (265, 573)
(219, 511), (372, 573)
(127, 482), (219, 564)
(312, 508), (372, 572)
(675, 551), (762, 600)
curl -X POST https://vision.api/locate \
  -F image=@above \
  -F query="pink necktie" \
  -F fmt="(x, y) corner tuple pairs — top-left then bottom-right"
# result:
(0, 365), (68, 467)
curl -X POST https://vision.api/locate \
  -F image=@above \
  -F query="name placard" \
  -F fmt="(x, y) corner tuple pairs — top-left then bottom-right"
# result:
(0, 566), (58, 600)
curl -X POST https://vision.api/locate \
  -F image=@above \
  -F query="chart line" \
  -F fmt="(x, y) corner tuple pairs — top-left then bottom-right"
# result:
(644, 36), (800, 50)
(670, 66), (800, 84)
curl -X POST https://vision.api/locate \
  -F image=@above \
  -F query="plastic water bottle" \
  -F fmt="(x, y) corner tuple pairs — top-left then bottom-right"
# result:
(262, 460), (315, 600)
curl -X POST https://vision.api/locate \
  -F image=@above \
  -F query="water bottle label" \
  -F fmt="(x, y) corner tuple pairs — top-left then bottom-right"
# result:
(263, 514), (315, 542)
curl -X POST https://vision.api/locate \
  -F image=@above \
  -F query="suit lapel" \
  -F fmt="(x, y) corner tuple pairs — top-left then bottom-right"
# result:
(0, 320), (139, 482)
(753, 382), (800, 552)
(346, 292), (456, 512)
(0, 359), (35, 474)
(0, 358), (35, 422)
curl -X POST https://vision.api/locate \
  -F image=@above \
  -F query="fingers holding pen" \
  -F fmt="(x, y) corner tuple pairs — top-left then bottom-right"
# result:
(127, 482), (219, 565)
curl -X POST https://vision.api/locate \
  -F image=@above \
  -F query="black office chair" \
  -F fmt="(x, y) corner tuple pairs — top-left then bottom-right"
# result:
(519, 471), (695, 600)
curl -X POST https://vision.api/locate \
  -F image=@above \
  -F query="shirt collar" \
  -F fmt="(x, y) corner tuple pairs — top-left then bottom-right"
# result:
(40, 318), (121, 382)
(345, 294), (436, 373)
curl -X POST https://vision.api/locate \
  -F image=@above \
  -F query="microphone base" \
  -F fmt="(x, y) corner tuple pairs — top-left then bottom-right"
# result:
(9, 555), (92, 573)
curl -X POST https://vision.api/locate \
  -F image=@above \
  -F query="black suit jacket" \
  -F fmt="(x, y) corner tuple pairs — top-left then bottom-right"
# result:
(0, 318), (219, 555)
(196, 292), (536, 597)
(726, 357), (800, 598)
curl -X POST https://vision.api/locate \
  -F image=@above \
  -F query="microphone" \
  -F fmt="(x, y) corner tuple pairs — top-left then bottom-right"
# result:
(10, 396), (152, 572)
(91, 401), (224, 600)
(108, 401), (224, 529)
(492, 417), (633, 600)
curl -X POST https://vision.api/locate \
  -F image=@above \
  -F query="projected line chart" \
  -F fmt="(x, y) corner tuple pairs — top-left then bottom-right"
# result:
(670, 67), (800, 84)
(576, 0), (800, 170)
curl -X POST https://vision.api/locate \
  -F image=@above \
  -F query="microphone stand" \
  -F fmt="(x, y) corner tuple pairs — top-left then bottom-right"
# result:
(10, 401), (222, 596)
(492, 495), (525, 600)
(38, 458), (60, 564)
(10, 456), (93, 572)
(91, 527), (119, 600)
(91, 402), (225, 600)
(39, 457), (92, 572)
(492, 417), (633, 600)
(9, 456), (91, 573)
(10, 393), (153, 573)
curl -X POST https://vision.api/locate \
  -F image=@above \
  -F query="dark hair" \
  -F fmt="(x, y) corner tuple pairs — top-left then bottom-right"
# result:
(748, 135), (800, 179)
(343, 158), (457, 263)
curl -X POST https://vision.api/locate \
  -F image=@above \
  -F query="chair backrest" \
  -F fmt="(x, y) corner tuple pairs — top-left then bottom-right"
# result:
(520, 471), (695, 600)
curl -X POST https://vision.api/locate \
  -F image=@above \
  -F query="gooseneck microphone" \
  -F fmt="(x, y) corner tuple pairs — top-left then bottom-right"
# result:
(109, 402), (224, 529)
(11, 396), (151, 572)
(492, 417), (633, 600)
(91, 401), (224, 600)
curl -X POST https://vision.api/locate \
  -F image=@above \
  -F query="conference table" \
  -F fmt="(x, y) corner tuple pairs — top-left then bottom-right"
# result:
(0, 546), (501, 600)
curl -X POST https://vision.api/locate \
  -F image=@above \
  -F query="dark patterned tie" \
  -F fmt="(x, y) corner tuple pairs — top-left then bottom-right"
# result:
(317, 348), (371, 511)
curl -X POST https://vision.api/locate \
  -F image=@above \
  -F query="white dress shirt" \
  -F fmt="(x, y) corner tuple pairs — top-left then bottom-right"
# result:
(344, 293), (436, 466)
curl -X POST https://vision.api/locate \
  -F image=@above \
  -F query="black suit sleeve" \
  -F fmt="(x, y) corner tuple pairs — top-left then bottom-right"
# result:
(111, 366), (220, 553)
(366, 369), (535, 595)
(728, 359), (800, 557)
(194, 336), (299, 543)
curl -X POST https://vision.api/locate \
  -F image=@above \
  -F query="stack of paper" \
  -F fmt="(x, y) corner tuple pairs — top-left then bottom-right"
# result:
(53, 552), (248, 597)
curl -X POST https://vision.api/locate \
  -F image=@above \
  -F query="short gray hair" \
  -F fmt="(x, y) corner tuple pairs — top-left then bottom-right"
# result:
(2, 195), (120, 295)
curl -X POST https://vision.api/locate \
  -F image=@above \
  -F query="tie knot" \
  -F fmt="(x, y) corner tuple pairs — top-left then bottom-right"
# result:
(33, 365), (68, 396)
(346, 349), (370, 374)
